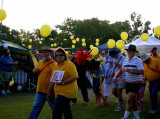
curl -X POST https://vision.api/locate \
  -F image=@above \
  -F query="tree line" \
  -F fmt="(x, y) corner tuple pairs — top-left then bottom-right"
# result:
(0, 12), (153, 49)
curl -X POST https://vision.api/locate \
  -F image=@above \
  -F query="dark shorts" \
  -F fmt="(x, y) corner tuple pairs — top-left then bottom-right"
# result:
(126, 83), (142, 94)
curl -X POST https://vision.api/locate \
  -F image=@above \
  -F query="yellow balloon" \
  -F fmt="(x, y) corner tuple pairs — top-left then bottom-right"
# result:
(120, 32), (128, 41)
(72, 45), (75, 48)
(65, 51), (69, 55)
(39, 41), (42, 44)
(76, 38), (80, 42)
(70, 36), (74, 40)
(21, 38), (25, 41)
(90, 45), (94, 49)
(107, 39), (115, 49)
(28, 45), (32, 49)
(141, 33), (149, 41)
(72, 40), (76, 44)
(116, 40), (125, 50)
(154, 26), (160, 36)
(136, 46), (139, 51)
(91, 47), (99, 56)
(82, 43), (86, 47)
(0, 9), (7, 21)
(51, 44), (54, 47)
(95, 42), (99, 46)
(96, 39), (99, 42)
(82, 38), (85, 43)
(54, 43), (57, 47)
(29, 39), (32, 43)
(40, 25), (51, 37)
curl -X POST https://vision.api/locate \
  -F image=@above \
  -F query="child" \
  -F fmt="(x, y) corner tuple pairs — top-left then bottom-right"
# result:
(89, 58), (104, 107)
(102, 56), (114, 105)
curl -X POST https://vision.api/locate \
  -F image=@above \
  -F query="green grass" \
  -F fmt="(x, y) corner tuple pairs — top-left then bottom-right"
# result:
(0, 88), (160, 119)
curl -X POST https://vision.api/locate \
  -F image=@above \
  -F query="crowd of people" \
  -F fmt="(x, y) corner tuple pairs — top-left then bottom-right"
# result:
(0, 44), (160, 119)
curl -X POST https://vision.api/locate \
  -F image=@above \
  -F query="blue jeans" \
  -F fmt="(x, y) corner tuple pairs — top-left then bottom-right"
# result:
(52, 95), (72, 119)
(93, 78), (101, 99)
(149, 79), (160, 110)
(29, 92), (54, 119)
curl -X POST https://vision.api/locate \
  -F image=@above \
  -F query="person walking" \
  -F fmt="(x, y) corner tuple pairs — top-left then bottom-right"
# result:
(140, 53), (160, 114)
(115, 45), (144, 119)
(109, 49), (126, 111)
(29, 47), (56, 119)
(48, 47), (79, 119)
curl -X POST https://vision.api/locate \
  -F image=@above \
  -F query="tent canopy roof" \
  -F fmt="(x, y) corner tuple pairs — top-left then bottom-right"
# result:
(0, 39), (28, 51)
(125, 36), (160, 48)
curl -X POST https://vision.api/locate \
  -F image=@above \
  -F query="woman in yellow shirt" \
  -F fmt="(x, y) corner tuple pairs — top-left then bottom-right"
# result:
(48, 47), (79, 119)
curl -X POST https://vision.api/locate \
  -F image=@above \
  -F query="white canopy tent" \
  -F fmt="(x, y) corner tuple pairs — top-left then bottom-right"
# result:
(125, 36), (160, 54)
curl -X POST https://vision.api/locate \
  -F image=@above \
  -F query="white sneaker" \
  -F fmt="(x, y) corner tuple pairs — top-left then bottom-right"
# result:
(6, 90), (12, 94)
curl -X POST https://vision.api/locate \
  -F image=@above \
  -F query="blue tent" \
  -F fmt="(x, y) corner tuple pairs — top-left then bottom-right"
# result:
(97, 43), (108, 50)
(97, 43), (117, 54)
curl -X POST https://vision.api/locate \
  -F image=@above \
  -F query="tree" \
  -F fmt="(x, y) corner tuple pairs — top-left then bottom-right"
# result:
(56, 18), (121, 48)
(111, 20), (132, 37)
(130, 12), (152, 42)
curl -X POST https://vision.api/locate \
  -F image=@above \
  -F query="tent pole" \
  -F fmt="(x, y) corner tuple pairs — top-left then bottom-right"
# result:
(0, 0), (3, 38)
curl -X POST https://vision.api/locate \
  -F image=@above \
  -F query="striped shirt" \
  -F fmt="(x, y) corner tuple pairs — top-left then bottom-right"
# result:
(122, 56), (144, 83)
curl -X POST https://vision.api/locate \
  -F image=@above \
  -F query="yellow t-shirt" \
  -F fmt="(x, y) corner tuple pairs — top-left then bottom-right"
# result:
(150, 54), (160, 62)
(52, 60), (79, 98)
(37, 59), (57, 93)
(143, 59), (160, 82)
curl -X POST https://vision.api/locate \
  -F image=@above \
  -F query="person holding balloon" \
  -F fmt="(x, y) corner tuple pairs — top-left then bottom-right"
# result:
(28, 47), (56, 119)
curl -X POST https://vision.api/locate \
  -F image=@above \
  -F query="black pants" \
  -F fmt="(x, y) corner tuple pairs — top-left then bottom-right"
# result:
(77, 77), (89, 102)
(52, 95), (72, 119)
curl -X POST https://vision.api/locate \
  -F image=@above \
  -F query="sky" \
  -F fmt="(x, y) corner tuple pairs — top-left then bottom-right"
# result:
(2, 0), (160, 32)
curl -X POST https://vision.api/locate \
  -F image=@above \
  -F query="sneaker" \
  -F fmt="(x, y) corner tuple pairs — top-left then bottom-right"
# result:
(6, 90), (12, 94)
(148, 109), (155, 114)
(114, 107), (122, 112)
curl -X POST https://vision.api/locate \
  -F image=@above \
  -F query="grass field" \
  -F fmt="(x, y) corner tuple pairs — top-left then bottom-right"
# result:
(0, 88), (160, 119)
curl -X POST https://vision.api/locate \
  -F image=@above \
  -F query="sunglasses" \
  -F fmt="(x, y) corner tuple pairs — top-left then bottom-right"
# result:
(55, 54), (64, 57)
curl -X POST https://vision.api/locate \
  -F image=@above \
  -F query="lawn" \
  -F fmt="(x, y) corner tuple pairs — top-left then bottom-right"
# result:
(0, 88), (160, 119)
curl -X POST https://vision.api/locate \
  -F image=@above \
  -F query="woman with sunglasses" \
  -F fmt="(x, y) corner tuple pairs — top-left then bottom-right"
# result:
(48, 47), (79, 119)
